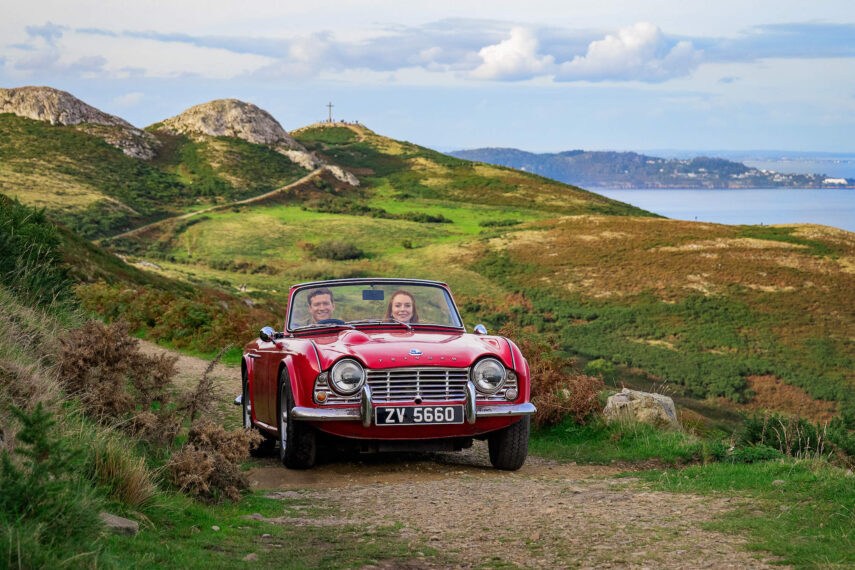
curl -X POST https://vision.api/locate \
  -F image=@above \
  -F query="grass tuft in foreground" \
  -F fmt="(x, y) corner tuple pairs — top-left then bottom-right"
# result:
(530, 416), (717, 465)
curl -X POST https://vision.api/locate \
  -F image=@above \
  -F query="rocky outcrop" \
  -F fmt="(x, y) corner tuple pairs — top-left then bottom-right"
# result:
(0, 86), (159, 159)
(323, 164), (360, 187)
(279, 148), (320, 170)
(603, 388), (681, 430)
(153, 99), (358, 186)
(155, 99), (303, 150)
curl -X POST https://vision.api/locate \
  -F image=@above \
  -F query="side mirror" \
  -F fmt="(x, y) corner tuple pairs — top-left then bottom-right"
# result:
(259, 326), (275, 342)
(474, 324), (488, 335)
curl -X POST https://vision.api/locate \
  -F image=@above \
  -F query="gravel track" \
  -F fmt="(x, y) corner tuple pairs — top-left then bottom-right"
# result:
(142, 339), (785, 568)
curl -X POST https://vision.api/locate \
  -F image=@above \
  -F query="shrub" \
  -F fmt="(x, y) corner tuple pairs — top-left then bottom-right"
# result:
(0, 403), (104, 568)
(311, 240), (365, 260)
(57, 320), (180, 442)
(479, 219), (521, 228)
(75, 281), (278, 355)
(729, 444), (785, 464)
(0, 195), (74, 309)
(499, 323), (603, 427)
(168, 420), (261, 503)
(735, 412), (854, 463)
(399, 211), (452, 223)
(584, 358), (617, 380)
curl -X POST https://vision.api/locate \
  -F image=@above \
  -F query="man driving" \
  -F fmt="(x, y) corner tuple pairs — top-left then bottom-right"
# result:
(306, 288), (335, 324)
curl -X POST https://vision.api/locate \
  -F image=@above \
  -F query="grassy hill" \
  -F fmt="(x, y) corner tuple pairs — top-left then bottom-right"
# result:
(0, 114), (310, 238)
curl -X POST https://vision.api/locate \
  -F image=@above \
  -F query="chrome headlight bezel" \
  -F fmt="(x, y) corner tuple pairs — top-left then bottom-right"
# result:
(329, 358), (366, 396)
(470, 357), (507, 394)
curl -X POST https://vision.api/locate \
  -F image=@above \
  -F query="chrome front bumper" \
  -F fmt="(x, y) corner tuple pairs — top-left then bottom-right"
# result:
(289, 381), (536, 426)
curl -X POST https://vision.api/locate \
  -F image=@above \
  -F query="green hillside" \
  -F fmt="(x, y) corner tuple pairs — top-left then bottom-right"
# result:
(0, 114), (310, 238)
(293, 125), (650, 216)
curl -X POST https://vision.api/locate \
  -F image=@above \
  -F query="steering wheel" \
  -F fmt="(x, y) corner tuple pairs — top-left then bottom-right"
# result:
(317, 318), (346, 325)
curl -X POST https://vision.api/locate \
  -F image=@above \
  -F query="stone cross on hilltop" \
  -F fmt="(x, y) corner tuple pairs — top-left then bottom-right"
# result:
(327, 102), (333, 123)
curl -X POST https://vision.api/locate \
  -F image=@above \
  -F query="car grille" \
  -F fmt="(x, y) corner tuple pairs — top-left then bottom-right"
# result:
(316, 366), (519, 405)
(367, 367), (469, 402)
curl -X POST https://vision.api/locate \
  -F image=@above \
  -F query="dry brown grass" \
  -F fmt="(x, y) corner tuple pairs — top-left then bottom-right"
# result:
(497, 217), (855, 307)
(168, 420), (262, 503)
(57, 320), (180, 442)
(499, 323), (603, 427)
(724, 375), (839, 424)
(0, 290), (65, 452)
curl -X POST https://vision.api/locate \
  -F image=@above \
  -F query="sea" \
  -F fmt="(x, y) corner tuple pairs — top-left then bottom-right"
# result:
(597, 188), (855, 233)
(596, 156), (855, 233)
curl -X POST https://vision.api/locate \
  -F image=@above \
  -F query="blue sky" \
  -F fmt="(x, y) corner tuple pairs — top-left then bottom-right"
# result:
(2, 1), (855, 153)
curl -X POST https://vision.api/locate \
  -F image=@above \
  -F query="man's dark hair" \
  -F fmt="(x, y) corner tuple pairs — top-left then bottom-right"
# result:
(307, 287), (334, 305)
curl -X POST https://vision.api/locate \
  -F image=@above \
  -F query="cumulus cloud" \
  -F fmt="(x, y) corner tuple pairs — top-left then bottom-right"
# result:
(470, 27), (555, 80)
(555, 22), (702, 82)
(21, 18), (855, 85)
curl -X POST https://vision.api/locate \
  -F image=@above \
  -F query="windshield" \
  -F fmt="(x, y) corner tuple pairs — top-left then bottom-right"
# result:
(287, 282), (462, 330)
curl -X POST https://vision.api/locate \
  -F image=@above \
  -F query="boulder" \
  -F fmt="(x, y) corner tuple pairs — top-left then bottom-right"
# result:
(99, 512), (139, 536)
(603, 388), (680, 430)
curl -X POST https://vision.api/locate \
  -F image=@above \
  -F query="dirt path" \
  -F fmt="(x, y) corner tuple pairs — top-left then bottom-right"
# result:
(149, 341), (784, 568)
(108, 167), (323, 241)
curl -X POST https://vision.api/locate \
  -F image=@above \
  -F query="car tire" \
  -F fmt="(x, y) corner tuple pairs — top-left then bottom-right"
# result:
(243, 369), (275, 457)
(278, 369), (316, 469)
(487, 416), (530, 471)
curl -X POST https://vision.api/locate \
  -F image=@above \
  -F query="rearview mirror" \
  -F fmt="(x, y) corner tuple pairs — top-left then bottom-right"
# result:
(474, 324), (488, 335)
(259, 326), (275, 342)
(362, 289), (385, 301)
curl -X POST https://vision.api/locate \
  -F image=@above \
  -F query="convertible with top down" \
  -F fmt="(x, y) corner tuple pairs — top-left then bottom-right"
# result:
(238, 278), (536, 470)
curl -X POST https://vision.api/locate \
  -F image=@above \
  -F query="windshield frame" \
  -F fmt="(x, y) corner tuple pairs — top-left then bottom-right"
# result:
(284, 278), (465, 333)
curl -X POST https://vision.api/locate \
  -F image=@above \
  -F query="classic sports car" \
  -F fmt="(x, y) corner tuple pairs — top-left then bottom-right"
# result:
(238, 278), (536, 470)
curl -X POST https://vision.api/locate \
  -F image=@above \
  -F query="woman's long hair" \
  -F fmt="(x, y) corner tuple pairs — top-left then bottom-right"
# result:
(384, 290), (419, 323)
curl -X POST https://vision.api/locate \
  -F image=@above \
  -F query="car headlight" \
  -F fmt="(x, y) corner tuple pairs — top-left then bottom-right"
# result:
(471, 358), (507, 394)
(329, 359), (365, 395)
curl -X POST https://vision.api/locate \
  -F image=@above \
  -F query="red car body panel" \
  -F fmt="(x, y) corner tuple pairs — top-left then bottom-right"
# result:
(241, 278), (534, 444)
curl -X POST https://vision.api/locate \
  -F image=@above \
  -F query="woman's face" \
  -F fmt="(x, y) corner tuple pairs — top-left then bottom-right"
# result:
(390, 293), (414, 322)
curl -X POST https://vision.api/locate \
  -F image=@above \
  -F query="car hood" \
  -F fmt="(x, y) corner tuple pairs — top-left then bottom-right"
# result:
(310, 329), (513, 370)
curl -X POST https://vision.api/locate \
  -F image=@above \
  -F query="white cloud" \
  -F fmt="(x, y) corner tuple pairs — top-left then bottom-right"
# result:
(556, 22), (702, 82)
(470, 27), (554, 80)
(112, 92), (144, 107)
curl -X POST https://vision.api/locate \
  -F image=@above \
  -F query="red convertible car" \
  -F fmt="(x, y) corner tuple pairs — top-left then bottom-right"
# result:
(238, 278), (536, 470)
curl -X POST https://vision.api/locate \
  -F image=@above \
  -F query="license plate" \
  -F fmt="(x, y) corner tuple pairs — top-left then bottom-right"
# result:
(375, 405), (464, 426)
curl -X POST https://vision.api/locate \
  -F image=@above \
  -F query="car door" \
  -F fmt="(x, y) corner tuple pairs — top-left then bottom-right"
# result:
(254, 338), (281, 426)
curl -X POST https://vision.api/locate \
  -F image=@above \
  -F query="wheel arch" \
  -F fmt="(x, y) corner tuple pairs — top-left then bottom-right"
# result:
(276, 357), (304, 411)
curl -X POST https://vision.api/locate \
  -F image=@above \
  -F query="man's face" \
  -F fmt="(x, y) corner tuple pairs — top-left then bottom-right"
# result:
(309, 293), (334, 322)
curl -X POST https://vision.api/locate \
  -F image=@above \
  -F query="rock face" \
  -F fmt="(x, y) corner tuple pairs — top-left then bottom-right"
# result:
(603, 388), (680, 430)
(154, 99), (358, 186)
(0, 86), (159, 159)
(156, 99), (303, 150)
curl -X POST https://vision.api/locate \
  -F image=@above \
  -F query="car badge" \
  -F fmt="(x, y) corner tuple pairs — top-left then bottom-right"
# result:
(409, 349), (423, 356)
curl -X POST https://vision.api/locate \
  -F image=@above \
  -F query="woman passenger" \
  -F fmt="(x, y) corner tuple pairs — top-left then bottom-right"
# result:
(384, 290), (419, 323)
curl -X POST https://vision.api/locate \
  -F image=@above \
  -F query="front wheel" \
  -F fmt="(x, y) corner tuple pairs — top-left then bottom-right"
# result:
(278, 370), (316, 469)
(487, 416), (530, 471)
